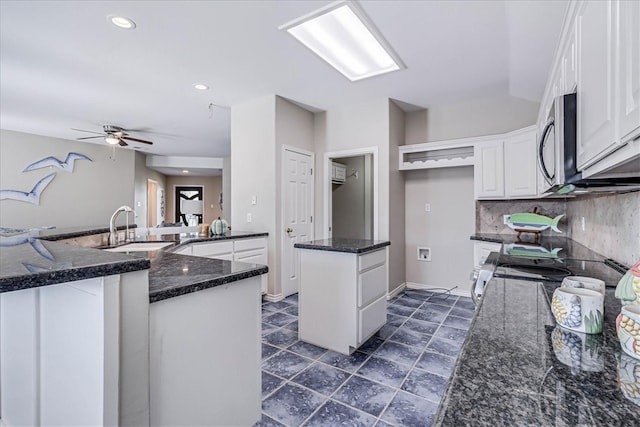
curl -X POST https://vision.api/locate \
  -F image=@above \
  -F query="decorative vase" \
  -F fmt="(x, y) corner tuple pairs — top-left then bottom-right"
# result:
(551, 287), (604, 334)
(615, 260), (640, 307)
(617, 305), (640, 360)
(211, 217), (229, 235)
(562, 276), (606, 295)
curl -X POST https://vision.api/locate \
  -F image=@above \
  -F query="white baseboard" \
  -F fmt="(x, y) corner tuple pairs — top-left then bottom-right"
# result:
(387, 283), (407, 300)
(263, 292), (284, 303)
(405, 282), (471, 298)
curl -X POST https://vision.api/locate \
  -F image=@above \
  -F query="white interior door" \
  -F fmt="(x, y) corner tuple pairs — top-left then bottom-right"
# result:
(282, 148), (313, 297)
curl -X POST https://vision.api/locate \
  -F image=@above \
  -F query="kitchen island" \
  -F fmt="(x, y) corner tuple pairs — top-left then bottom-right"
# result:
(0, 226), (268, 427)
(434, 268), (640, 425)
(295, 238), (390, 355)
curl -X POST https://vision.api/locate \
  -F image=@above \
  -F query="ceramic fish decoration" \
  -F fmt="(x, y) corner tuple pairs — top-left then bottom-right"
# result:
(505, 213), (564, 233)
(0, 172), (56, 205)
(615, 260), (640, 306)
(23, 152), (91, 173)
(505, 243), (563, 259)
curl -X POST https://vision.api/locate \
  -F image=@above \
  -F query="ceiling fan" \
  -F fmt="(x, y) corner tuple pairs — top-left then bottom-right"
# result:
(72, 125), (153, 147)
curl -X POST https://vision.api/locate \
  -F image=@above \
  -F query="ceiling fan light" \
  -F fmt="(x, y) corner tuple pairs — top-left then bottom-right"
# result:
(105, 134), (120, 145)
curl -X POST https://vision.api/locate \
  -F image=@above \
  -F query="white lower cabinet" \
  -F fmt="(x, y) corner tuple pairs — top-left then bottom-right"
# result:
(298, 247), (388, 355)
(184, 237), (268, 293)
(473, 241), (502, 268)
(149, 276), (261, 426)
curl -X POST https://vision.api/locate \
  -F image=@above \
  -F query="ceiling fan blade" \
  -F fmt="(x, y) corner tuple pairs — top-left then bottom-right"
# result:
(121, 136), (153, 145)
(118, 139), (129, 147)
(77, 135), (104, 140)
(71, 128), (104, 135)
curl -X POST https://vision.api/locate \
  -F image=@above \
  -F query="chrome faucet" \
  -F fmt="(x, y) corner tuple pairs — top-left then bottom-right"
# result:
(109, 205), (134, 245)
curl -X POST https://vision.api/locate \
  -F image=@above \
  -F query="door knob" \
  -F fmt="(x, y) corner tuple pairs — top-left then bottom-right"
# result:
(286, 227), (293, 233)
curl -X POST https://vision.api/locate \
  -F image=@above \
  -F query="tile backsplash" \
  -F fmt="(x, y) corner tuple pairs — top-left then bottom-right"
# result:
(566, 191), (639, 267)
(476, 191), (639, 267)
(475, 199), (566, 235)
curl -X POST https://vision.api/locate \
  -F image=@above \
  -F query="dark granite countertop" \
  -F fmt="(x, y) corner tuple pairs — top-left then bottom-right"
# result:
(434, 268), (640, 425)
(1, 227), (268, 301)
(0, 237), (149, 293)
(294, 238), (390, 254)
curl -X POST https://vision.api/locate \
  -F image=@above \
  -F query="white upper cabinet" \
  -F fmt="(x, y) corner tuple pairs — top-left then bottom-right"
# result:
(617, 0), (640, 143)
(562, 25), (578, 94)
(576, 0), (618, 170)
(504, 128), (538, 198)
(474, 139), (505, 199)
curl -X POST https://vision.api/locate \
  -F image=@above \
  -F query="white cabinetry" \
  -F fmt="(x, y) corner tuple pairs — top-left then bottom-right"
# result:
(185, 237), (268, 293)
(504, 129), (538, 198)
(617, 0), (640, 143)
(331, 162), (346, 183)
(576, 0), (619, 170)
(150, 275), (261, 426)
(474, 126), (538, 200)
(473, 241), (502, 268)
(298, 247), (388, 355)
(474, 139), (505, 199)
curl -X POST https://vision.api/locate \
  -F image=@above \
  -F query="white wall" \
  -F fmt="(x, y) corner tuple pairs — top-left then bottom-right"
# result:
(133, 152), (166, 228)
(389, 101), (407, 293)
(405, 167), (475, 295)
(0, 129), (135, 229)
(407, 95), (539, 143)
(222, 156), (231, 220)
(231, 95), (315, 298)
(313, 99), (390, 240)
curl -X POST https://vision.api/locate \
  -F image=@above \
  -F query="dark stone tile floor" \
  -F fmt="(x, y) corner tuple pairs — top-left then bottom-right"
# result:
(255, 289), (473, 427)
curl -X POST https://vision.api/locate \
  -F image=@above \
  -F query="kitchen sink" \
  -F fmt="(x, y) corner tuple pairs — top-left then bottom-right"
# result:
(103, 242), (174, 252)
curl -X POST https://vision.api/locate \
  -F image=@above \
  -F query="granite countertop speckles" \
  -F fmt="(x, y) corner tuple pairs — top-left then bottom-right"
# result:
(148, 252), (268, 303)
(434, 271), (640, 425)
(1, 227), (268, 301)
(0, 239), (149, 293)
(294, 238), (390, 254)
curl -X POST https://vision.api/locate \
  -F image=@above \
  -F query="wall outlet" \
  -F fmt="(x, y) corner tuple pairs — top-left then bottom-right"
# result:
(246, 213), (252, 223)
(425, 203), (431, 212)
(417, 247), (431, 261)
(503, 215), (510, 224)
(581, 217), (585, 231)
(251, 195), (257, 205)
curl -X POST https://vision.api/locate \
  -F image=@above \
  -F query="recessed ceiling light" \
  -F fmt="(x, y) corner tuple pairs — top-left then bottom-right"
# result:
(279, 2), (404, 81)
(193, 83), (209, 91)
(182, 170), (189, 174)
(109, 15), (136, 30)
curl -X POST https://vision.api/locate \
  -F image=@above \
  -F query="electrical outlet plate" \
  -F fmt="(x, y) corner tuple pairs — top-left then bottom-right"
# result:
(503, 215), (509, 224)
(246, 213), (252, 223)
(425, 203), (431, 212)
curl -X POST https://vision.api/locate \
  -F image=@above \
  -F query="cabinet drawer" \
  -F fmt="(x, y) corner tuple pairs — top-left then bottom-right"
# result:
(358, 249), (386, 272)
(233, 249), (267, 265)
(358, 295), (386, 343)
(234, 238), (266, 252)
(192, 241), (234, 257)
(358, 264), (387, 307)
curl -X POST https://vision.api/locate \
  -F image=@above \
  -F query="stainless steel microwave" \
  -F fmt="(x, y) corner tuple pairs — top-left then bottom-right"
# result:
(537, 93), (640, 194)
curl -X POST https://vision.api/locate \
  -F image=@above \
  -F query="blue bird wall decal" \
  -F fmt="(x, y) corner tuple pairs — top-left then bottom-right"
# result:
(23, 152), (91, 172)
(0, 172), (56, 205)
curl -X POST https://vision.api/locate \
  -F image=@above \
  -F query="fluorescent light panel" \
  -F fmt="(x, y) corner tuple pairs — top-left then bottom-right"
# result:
(281, 2), (403, 81)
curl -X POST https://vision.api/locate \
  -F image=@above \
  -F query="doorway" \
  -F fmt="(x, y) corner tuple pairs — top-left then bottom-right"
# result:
(281, 146), (314, 298)
(147, 179), (158, 227)
(324, 147), (378, 240)
(174, 186), (203, 226)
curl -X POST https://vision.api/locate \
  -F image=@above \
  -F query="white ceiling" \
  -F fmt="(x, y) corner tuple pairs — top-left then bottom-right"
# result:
(0, 0), (567, 162)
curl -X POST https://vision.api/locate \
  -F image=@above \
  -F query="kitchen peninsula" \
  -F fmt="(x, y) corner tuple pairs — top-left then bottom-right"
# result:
(295, 238), (390, 355)
(0, 226), (268, 427)
(434, 240), (639, 425)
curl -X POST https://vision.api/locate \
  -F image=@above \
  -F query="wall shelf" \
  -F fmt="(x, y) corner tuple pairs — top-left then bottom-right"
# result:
(399, 139), (476, 170)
